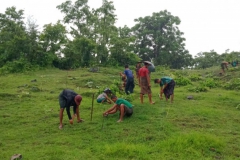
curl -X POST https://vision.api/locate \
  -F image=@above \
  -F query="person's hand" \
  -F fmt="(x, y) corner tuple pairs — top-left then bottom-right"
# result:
(148, 84), (151, 87)
(69, 119), (73, 125)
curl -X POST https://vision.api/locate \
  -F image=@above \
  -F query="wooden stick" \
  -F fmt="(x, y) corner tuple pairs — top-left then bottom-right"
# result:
(90, 93), (95, 121)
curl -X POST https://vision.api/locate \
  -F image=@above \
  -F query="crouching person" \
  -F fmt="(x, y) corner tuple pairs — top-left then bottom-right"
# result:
(103, 95), (133, 122)
(96, 88), (112, 104)
(59, 89), (83, 129)
(154, 77), (175, 103)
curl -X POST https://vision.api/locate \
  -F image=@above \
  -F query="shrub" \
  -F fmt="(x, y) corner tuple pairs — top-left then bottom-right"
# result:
(222, 78), (240, 90)
(0, 58), (33, 74)
(175, 76), (192, 86)
(203, 78), (219, 88)
(187, 85), (208, 92)
(189, 74), (202, 82)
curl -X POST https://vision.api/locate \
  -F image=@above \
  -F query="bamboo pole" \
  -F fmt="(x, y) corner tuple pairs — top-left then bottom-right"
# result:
(90, 93), (95, 121)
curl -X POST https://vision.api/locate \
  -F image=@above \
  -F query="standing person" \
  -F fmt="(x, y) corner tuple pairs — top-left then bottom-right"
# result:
(58, 89), (83, 129)
(96, 88), (112, 104)
(103, 95), (133, 122)
(135, 61), (142, 85)
(220, 61), (229, 74)
(120, 64), (135, 94)
(138, 61), (155, 104)
(154, 77), (175, 103)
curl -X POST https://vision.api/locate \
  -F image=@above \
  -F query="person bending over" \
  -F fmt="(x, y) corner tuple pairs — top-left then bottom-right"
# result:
(154, 77), (175, 103)
(103, 95), (133, 122)
(220, 61), (229, 74)
(58, 89), (83, 129)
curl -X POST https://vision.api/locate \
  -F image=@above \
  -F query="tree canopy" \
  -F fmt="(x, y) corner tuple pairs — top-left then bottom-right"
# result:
(0, 0), (238, 73)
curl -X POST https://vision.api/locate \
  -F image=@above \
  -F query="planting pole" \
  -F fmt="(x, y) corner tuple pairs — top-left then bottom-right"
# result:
(90, 93), (95, 121)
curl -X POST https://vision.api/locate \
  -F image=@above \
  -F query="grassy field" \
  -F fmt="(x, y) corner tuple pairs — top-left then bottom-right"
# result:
(0, 66), (240, 160)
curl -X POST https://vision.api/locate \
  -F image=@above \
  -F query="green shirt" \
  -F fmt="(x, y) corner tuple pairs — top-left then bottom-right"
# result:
(115, 98), (133, 108)
(160, 77), (173, 87)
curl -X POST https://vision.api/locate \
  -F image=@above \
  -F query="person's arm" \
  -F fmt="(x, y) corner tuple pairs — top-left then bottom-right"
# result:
(160, 87), (163, 99)
(163, 83), (168, 91)
(73, 105), (77, 115)
(66, 106), (72, 120)
(147, 73), (151, 87)
(105, 95), (113, 104)
(119, 72), (126, 78)
(103, 104), (118, 116)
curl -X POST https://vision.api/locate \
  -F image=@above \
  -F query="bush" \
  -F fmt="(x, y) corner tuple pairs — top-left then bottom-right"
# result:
(0, 58), (35, 74)
(175, 76), (192, 86)
(189, 74), (202, 82)
(203, 78), (219, 89)
(187, 85), (208, 92)
(222, 78), (240, 90)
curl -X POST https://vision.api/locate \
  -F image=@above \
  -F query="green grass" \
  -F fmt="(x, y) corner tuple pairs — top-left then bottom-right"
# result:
(1, 66), (240, 160)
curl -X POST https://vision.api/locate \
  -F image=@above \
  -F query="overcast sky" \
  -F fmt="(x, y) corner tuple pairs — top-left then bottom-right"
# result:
(1, 0), (240, 56)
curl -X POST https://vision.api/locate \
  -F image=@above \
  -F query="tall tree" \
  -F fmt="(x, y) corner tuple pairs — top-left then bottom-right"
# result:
(109, 26), (139, 66)
(132, 10), (192, 68)
(25, 16), (40, 64)
(57, 0), (92, 38)
(39, 21), (67, 66)
(193, 50), (220, 69)
(93, 0), (117, 64)
(0, 7), (27, 67)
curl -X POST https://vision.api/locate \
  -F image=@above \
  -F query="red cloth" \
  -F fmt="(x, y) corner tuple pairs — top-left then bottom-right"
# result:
(139, 67), (149, 77)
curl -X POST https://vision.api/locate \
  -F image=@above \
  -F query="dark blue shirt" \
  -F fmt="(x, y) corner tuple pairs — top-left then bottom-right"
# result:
(124, 69), (134, 79)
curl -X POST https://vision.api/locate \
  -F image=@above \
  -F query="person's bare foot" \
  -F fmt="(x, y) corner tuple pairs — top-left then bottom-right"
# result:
(117, 119), (122, 123)
(150, 102), (155, 104)
(59, 124), (63, 129)
(77, 119), (84, 123)
(69, 119), (73, 124)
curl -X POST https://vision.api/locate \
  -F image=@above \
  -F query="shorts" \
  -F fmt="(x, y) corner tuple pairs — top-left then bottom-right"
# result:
(59, 91), (66, 108)
(97, 98), (106, 103)
(163, 80), (175, 99)
(124, 106), (133, 117)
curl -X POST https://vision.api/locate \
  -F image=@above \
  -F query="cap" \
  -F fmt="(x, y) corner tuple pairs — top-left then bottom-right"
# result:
(75, 95), (82, 106)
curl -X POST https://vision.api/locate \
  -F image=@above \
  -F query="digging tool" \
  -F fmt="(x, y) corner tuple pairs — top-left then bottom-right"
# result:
(90, 93), (95, 121)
